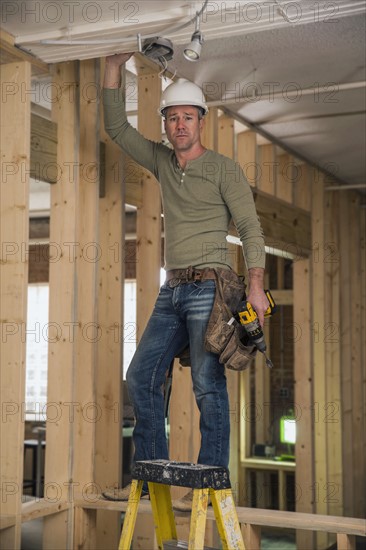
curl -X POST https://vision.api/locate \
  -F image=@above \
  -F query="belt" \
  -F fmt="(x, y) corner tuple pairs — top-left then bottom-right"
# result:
(165, 266), (217, 288)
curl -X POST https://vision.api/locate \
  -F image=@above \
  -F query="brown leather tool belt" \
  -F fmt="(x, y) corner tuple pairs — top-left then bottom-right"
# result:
(165, 266), (217, 288)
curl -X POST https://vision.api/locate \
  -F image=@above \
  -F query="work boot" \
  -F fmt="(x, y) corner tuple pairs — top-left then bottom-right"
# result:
(102, 483), (149, 501)
(172, 489), (212, 512)
(172, 489), (194, 512)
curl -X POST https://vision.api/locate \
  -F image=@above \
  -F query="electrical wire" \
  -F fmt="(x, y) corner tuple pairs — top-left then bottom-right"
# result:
(162, 0), (208, 36)
(158, 58), (176, 80)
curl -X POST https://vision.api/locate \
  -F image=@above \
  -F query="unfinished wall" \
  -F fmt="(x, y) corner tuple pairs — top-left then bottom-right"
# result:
(0, 60), (31, 550)
(1, 50), (365, 550)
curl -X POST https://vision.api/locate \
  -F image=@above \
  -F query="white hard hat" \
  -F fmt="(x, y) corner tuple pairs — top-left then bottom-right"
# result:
(158, 78), (208, 116)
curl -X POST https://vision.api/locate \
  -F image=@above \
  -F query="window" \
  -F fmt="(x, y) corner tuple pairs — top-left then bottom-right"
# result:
(123, 280), (137, 379)
(25, 284), (49, 419)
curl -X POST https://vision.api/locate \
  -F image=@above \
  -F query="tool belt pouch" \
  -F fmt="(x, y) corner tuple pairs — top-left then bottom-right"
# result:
(218, 323), (256, 371)
(205, 268), (257, 371)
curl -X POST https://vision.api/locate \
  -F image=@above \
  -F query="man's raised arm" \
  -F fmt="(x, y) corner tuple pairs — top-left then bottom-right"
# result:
(103, 53), (133, 89)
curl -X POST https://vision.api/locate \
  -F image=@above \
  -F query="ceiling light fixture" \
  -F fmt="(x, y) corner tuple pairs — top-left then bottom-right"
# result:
(184, 13), (204, 62)
(142, 36), (174, 62)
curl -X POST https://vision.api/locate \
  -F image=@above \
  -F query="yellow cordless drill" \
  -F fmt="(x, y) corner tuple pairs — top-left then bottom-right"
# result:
(236, 290), (277, 368)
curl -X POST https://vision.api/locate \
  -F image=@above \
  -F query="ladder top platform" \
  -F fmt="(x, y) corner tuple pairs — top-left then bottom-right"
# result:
(132, 460), (231, 490)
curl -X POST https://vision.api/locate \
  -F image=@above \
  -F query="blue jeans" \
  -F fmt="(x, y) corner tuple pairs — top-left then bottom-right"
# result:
(126, 279), (230, 468)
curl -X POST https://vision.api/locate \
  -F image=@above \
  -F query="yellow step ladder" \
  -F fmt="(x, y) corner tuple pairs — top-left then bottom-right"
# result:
(118, 460), (246, 550)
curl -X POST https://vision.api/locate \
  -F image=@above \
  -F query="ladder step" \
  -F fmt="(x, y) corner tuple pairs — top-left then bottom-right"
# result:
(133, 460), (231, 490)
(163, 540), (216, 550)
(118, 462), (246, 549)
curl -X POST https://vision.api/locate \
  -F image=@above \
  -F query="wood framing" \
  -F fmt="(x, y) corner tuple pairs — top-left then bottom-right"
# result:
(324, 189), (342, 522)
(0, 29), (48, 76)
(294, 258), (315, 549)
(217, 119), (241, 497)
(94, 58), (125, 549)
(276, 153), (293, 203)
(347, 194), (364, 518)
(310, 169), (349, 547)
(339, 191), (353, 518)
(22, 500), (70, 523)
(0, 60), (31, 550)
(43, 58), (102, 549)
(136, 70), (162, 337)
(337, 533), (356, 550)
(241, 523), (261, 550)
(253, 190), (311, 255)
(74, 496), (366, 542)
(169, 363), (201, 500)
(124, 158), (143, 207)
(360, 206), (366, 519)
(240, 370), (252, 467)
(130, 63), (163, 548)
(258, 144), (276, 195)
(42, 60), (79, 549)
(217, 114), (234, 158)
(30, 114), (57, 184)
(254, 275), (270, 448)
(201, 107), (218, 151)
(311, 171), (329, 549)
(72, 57), (100, 495)
(293, 162), (311, 212)
(237, 131), (257, 187)
(2, 45), (366, 550)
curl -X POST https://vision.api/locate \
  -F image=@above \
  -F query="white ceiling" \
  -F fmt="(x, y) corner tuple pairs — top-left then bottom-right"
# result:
(2, 0), (366, 188)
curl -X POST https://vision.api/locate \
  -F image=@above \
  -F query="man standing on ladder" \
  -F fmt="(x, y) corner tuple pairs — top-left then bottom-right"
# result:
(102, 53), (268, 511)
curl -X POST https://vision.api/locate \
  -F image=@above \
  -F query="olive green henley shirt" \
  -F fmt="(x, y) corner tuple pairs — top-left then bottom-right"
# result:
(103, 87), (266, 271)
